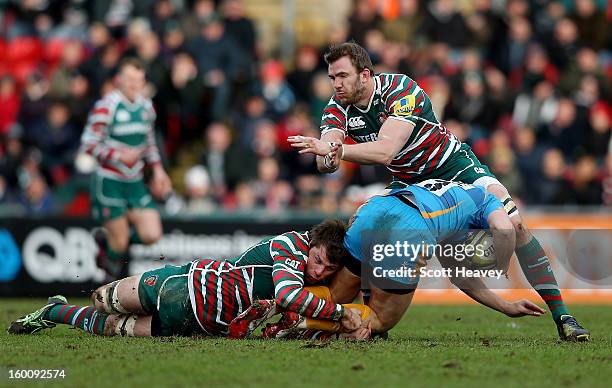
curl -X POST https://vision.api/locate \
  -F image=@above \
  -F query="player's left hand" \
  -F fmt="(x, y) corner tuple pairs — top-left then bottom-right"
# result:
(341, 307), (362, 331)
(149, 167), (172, 200)
(340, 322), (372, 340)
(504, 299), (546, 318)
(287, 136), (339, 156)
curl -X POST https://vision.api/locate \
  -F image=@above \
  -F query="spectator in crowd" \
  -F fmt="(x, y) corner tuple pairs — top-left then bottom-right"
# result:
(538, 148), (568, 204)
(586, 102), (611, 160)
(255, 60), (295, 121)
(287, 46), (320, 104)
(572, 0), (608, 50)
(378, 0), (422, 45)
(17, 72), (51, 136)
(27, 100), (79, 185)
(161, 51), (206, 146)
(49, 40), (84, 99)
(149, 0), (181, 39)
(183, 165), (215, 215)
(181, 0), (216, 40)
(419, 0), (469, 48)
(187, 13), (245, 120)
(0, 76), (20, 136)
(546, 17), (580, 71)
(539, 98), (586, 158)
(18, 172), (54, 215)
(199, 122), (257, 201)
(568, 154), (603, 204)
(221, 0), (257, 62)
(513, 127), (545, 203)
(347, 0), (382, 45)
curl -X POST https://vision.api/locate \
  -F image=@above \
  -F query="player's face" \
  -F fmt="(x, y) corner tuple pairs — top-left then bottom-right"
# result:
(305, 245), (339, 284)
(118, 65), (146, 102)
(328, 56), (367, 105)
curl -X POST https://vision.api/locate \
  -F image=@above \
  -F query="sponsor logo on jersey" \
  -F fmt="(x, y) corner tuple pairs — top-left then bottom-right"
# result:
(348, 116), (366, 129)
(393, 95), (416, 116)
(144, 274), (158, 286)
(352, 133), (378, 142)
(116, 109), (131, 122)
(113, 123), (149, 135)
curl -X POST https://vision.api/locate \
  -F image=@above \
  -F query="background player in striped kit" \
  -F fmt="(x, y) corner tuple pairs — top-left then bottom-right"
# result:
(8, 220), (363, 337)
(80, 58), (172, 279)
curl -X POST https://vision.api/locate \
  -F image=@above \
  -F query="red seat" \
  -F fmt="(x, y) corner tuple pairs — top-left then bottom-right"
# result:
(9, 61), (38, 84)
(44, 38), (67, 66)
(0, 39), (6, 60)
(7, 37), (43, 64)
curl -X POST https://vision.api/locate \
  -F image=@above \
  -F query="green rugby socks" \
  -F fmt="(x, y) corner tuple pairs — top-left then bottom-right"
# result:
(516, 237), (569, 321)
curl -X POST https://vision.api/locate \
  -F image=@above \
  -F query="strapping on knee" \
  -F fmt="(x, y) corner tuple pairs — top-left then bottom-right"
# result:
(98, 280), (130, 314)
(114, 315), (138, 337)
(500, 194), (519, 218)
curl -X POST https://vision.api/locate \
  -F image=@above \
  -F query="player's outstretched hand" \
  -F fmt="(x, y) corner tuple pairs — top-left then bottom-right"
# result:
(287, 136), (338, 156)
(150, 167), (173, 200)
(504, 299), (546, 318)
(341, 322), (372, 340)
(341, 307), (362, 331)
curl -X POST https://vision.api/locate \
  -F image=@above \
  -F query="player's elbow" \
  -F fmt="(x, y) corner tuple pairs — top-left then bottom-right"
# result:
(487, 209), (513, 231)
(380, 154), (395, 166)
(378, 144), (397, 166)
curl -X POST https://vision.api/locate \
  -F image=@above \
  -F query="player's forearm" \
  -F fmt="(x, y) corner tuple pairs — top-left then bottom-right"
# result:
(342, 140), (397, 165)
(276, 287), (344, 321)
(80, 141), (119, 165)
(456, 279), (510, 315)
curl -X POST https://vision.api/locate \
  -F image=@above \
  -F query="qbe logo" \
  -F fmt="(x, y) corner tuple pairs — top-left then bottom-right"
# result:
(348, 116), (366, 129)
(22, 227), (105, 283)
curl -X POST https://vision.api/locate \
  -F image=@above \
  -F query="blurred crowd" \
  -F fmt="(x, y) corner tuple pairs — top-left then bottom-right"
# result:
(0, 0), (610, 217)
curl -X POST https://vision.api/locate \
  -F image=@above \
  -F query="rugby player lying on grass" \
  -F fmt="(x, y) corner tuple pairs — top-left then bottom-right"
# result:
(7, 220), (365, 337)
(231, 179), (546, 340)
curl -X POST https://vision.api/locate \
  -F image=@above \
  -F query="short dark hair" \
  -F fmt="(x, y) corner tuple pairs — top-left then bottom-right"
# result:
(119, 57), (146, 72)
(309, 219), (351, 267)
(324, 42), (374, 73)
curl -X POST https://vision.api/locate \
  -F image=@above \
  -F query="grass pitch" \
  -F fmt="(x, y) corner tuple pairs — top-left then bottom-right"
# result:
(0, 299), (610, 387)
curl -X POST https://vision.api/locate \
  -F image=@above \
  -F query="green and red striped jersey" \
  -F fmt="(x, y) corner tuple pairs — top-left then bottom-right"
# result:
(80, 90), (160, 181)
(320, 73), (461, 181)
(188, 231), (344, 336)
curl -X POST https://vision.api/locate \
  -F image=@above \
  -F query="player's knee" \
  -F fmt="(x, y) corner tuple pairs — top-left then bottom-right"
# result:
(138, 229), (161, 245)
(113, 314), (139, 337)
(94, 280), (131, 315)
(102, 314), (138, 336)
(489, 211), (514, 235)
(107, 234), (129, 253)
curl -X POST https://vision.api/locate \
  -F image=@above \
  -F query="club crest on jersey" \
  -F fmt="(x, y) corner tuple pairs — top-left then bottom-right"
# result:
(116, 109), (131, 122)
(348, 116), (366, 129)
(393, 95), (416, 116)
(144, 275), (158, 286)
